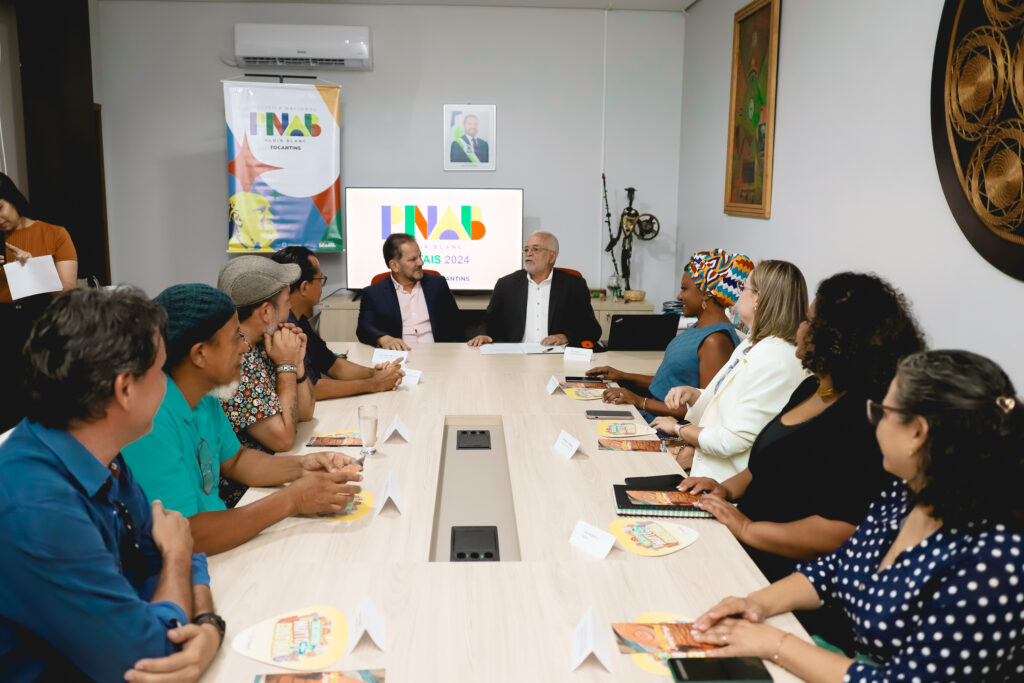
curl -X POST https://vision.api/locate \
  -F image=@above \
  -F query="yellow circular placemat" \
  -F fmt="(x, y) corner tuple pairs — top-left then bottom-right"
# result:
(609, 519), (699, 557)
(232, 605), (347, 671)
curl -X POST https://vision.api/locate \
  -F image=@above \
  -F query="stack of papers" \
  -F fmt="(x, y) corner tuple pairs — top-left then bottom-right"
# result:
(479, 343), (564, 355)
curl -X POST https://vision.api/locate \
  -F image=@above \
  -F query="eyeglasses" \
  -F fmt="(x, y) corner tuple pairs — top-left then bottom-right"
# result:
(866, 399), (915, 426)
(311, 276), (328, 285)
(523, 246), (551, 255)
(112, 499), (146, 582)
(196, 438), (216, 495)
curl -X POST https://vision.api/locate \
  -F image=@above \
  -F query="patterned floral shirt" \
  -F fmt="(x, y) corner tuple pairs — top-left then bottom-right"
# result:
(221, 342), (281, 454)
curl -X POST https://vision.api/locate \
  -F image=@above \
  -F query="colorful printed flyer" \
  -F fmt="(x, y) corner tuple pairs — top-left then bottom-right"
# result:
(613, 621), (716, 659)
(625, 490), (702, 507)
(614, 612), (691, 676)
(254, 670), (385, 683)
(307, 429), (362, 447)
(233, 606), (348, 671)
(598, 438), (666, 452)
(563, 387), (605, 400)
(608, 519), (699, 557)
(596, 421), (656, 438)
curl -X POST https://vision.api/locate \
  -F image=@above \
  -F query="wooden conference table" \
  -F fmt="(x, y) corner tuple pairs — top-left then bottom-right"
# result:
(202, 344), (809, 682)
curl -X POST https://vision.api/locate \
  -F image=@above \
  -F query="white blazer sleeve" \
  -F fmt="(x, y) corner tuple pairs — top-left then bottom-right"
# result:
(696, 338), (806, 459)
(685, 340), (748, 423)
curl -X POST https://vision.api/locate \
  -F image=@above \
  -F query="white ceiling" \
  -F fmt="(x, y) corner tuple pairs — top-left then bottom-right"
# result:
(123, 0), (700, 12)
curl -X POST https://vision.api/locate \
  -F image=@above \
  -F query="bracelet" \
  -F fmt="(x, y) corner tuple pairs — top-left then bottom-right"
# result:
(642, 398), (648, 412)
(296, 372), (309, 384)
(275, 363), (297, 375)
(771, 632), (791, 668)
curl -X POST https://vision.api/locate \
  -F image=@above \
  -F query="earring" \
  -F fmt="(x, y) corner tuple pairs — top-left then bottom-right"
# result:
(700, 300), (707, 311)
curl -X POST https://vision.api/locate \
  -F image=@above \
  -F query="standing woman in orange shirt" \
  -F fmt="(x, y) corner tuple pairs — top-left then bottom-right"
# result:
(0, 173), (78, 432)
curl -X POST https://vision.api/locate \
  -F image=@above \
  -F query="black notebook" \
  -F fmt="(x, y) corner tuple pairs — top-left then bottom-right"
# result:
(613, 484), (713, 519)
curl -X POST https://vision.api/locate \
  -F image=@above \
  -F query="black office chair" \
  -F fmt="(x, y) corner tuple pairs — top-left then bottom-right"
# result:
(606, 314), (680, 351)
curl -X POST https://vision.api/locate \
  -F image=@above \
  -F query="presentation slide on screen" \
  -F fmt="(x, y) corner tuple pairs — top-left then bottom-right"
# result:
(345, 187), (524, 290)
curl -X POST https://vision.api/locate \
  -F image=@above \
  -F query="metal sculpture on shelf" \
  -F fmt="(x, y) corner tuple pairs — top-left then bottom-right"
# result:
(605, 185), (659, 291)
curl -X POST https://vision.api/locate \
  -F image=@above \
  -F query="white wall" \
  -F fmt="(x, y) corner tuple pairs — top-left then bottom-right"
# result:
(94, 1), (684, 306)
(678, 0), (1024, 384)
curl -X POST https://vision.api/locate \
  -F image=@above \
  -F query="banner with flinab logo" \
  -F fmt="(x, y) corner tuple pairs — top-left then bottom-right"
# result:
(223, 81), (343, 252)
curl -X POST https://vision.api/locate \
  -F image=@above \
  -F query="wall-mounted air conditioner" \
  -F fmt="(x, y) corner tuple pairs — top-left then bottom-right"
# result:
(234, 24), (372, 71)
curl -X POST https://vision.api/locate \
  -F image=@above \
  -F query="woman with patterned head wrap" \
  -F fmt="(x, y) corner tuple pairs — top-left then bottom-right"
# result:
(587, 249), (753, 421)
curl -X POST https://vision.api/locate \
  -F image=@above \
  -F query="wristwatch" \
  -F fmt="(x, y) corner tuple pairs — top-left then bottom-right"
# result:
(193, 612), (226, 645)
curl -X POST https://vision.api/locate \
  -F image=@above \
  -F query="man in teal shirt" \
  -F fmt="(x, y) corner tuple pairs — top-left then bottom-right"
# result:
(122, 283), (363, 555)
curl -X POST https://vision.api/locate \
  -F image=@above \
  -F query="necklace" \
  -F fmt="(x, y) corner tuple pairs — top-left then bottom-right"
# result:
(816, 384), (836, 399)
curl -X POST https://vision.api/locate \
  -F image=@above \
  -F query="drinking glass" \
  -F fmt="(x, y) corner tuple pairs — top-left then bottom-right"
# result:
(359, 405), (378, 456)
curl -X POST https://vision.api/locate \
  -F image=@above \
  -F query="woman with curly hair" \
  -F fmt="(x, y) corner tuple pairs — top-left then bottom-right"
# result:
(688, 349), (1024, 681)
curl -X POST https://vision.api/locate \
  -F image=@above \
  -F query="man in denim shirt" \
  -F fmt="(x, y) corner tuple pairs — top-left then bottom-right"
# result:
(0, 288), (223, 682)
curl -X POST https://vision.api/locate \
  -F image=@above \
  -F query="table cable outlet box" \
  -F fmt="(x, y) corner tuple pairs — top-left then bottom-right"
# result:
(456, 429), (491, 449)
(451, 526), (500, 561)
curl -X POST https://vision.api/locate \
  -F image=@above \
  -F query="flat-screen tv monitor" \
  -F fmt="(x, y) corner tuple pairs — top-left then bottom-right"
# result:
(344, 187), (523, 291)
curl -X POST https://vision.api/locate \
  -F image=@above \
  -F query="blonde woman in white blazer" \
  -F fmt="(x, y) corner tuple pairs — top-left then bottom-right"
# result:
(654, 261), (809, 481)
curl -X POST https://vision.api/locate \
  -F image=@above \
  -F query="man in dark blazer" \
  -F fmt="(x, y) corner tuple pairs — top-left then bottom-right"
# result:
(449, 114), (489, 163)
(467, 231), (601, 348)
(357, 234), (463, 349)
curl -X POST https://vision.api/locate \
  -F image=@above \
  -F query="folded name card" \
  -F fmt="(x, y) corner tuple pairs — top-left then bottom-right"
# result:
(563, 347), (594, 362)
(553, 429), (582, 459)
(569, 520), (616, 559)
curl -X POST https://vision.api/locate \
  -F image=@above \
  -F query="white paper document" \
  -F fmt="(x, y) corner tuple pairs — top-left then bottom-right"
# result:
(377, 471), (404, 514)
(382, 413), (410, 442)
(553, 430), (582, 459)
(4, 255), (62, 301)
(571, 606), (613, 672)
(400, 368), (422, 386)
(371, 348), (408, 366)
(346, 596), (387, 653)
(479, 343), (564, 355)
(563, 346), (594, 363)
(569, 520), (616, 559)
(546, 375), (560, 394)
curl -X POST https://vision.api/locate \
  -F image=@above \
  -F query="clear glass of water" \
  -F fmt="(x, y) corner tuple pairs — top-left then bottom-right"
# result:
(359, 405), (378, 456)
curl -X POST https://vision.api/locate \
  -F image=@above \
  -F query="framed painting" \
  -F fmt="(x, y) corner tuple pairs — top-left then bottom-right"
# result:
(723, 0), (781, 218)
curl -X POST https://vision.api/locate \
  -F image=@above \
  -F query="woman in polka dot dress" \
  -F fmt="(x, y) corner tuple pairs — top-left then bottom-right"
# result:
(688, 349), (1024, 681)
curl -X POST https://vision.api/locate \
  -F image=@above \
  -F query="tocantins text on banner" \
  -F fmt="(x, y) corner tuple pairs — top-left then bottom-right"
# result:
(223, 81), (343, 253)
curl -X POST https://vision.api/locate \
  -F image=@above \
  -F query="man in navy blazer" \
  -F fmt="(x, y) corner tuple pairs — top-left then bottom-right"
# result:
(357, 234), (463, 349)
(449, 114), (489, 163)
(467, 231), (601, 348)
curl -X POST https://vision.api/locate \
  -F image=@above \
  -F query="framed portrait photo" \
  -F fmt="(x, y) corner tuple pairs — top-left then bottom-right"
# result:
(723, 0), (780, 218)
(444, 104), (496, 171)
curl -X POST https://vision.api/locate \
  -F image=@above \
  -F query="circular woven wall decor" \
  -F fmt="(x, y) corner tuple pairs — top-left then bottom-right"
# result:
(932, 0), (1024, 279)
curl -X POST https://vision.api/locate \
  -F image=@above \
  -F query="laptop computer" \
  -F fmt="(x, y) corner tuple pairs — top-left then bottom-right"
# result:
(606, 314), (680, 351)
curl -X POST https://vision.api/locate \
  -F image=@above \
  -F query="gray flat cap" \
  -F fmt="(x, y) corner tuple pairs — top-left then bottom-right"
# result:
(217, 255), (301, 307)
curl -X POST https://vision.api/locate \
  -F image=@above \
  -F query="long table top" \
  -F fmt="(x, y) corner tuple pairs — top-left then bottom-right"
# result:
(202, 344), (808, 682)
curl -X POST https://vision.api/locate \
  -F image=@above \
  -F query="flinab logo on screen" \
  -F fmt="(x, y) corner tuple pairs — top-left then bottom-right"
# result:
(381, 205), (486, 240)
(249, 112), (322, 137)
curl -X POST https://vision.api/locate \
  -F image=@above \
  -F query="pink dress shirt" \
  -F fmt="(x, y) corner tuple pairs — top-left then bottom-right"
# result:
(392, 276), (434, 345)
